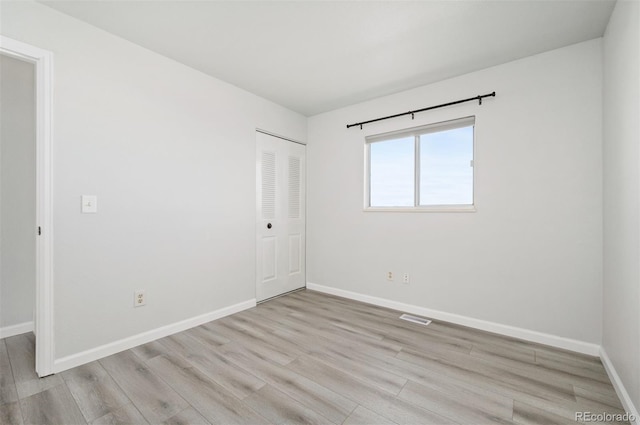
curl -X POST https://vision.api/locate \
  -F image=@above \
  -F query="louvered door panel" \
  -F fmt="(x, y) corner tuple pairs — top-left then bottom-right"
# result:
(288, 156), (300, 219)
(262, 151), (276, 219)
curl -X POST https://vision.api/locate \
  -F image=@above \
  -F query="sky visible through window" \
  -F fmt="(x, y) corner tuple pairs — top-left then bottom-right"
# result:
(370, 126), (473, 207)
(370, 136), (414, 206)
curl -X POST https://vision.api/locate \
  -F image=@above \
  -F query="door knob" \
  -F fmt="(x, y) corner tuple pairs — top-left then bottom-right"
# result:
(267, 223), (272, 229)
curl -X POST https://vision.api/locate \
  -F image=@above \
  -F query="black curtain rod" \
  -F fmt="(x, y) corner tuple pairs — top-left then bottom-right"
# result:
(346, 91), (496, 129)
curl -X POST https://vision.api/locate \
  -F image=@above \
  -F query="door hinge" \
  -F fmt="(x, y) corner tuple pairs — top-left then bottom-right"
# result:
(38, 226), (42, 236)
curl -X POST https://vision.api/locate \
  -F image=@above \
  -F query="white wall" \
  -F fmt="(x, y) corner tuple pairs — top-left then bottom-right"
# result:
(0, 55), (36, 329)
(603, 0), (640, 412)
(0, 1), (306, 359)
(308, 39), (603, 344)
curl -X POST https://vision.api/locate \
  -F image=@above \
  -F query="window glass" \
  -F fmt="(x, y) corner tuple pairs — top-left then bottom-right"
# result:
(419, 126), (473, 205)
(369, 136), (414, 207)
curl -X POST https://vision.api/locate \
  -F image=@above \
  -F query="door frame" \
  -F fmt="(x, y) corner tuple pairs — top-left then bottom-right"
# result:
(0, 36), (55, 377)
(255, 129), (306, 302)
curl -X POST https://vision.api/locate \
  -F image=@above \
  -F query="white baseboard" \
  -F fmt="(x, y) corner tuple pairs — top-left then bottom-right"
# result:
(53, 299), (256, 373)
(0, 321), (34, 339)
(600, 348), (640, 425)
(306, 283), (600, 356)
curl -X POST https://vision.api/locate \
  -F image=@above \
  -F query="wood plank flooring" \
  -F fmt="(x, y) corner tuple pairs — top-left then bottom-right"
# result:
(0, 290), (630, 424)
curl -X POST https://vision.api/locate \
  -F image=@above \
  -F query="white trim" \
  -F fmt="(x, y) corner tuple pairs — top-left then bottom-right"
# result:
(0, 321), (34, 339)
(53, 299), (256, 373)
(256, 128), (306, 146)
(307, 282), (600, 356)
(600, 348), (640, 425)
(364, 206), (476, 213)
(365, 116), (476, 143)
(0, 36), (55, 377)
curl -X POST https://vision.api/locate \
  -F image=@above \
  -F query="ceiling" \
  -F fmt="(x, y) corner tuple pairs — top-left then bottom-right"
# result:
(40, 0), (615, 116)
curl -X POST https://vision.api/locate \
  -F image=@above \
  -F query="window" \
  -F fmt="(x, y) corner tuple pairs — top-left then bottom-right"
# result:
(366, 116), (474, 211)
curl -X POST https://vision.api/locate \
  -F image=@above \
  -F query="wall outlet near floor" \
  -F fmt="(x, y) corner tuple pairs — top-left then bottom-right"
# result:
(387, 271), (394, 281)
(402, 273), (410, 284)
(134, 290), (146, 307)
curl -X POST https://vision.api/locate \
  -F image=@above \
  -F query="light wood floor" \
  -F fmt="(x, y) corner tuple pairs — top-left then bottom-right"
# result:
(0, 289), (629, 425)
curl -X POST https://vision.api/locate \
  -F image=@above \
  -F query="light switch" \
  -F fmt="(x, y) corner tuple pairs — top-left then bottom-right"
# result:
(81, 195), (97, 213)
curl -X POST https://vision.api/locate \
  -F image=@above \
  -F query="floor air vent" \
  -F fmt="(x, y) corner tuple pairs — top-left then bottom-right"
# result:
(400, 314), (432, 326)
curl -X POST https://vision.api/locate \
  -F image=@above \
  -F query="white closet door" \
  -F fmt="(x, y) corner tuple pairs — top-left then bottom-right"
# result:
(256, 131), (305, 302)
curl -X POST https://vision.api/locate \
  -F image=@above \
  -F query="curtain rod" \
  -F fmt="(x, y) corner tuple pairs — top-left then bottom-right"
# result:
(346, 91), (496, 130)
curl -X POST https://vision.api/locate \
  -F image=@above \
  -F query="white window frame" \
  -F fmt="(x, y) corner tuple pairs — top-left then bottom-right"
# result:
(364, 116), (476, 212)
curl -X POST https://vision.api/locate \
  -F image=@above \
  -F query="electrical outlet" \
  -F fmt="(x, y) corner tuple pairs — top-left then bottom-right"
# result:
(387, 271), (394, 281)
(402, 273), (410, 284)
(134, 290), (146, 307)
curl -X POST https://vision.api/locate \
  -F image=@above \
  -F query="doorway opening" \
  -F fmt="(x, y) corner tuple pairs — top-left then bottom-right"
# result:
(0, 36), (54, 377)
